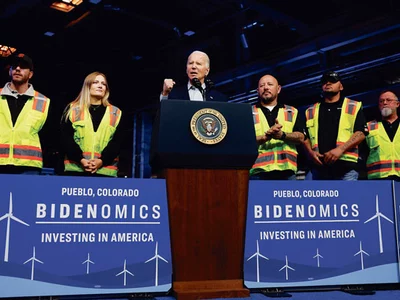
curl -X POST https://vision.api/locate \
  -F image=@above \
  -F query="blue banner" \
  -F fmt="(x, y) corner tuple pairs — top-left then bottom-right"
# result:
(244, 180), (400, 288)
(394, 181), (400, 276)
(0, 175), (171, 298)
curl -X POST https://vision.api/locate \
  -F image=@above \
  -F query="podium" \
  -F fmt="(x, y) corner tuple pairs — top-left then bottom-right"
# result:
(150, 100), (258, 300)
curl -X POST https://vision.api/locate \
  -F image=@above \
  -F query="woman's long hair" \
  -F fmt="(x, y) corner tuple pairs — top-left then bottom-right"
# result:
(63, 71), (111, 122)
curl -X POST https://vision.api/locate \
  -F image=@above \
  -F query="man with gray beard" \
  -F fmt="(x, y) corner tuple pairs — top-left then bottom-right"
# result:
(365, 90), (400, 180)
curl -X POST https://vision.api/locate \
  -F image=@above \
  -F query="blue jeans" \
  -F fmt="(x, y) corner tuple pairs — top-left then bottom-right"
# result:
(250, 170), (297, 180)
(22, 170), (41, 175)
(312, 169), (359, 181)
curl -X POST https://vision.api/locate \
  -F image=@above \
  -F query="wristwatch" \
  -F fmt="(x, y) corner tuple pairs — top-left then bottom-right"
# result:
(280, 131), (287, 140)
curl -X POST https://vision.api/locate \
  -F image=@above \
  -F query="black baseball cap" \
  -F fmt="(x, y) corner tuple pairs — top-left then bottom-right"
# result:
(10, 53), (34, 70)
(320, 71), (341, 84)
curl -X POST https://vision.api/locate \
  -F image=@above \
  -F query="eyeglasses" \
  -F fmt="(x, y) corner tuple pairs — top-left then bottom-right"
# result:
(379, 98), (399, 104)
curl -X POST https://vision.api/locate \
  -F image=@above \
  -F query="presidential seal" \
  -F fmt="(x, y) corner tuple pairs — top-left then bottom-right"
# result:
(190, 108), (228, 144)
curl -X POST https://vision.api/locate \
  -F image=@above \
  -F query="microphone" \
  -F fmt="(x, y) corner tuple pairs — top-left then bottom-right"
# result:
(192, 78), (202, 91)
(192, 77), (206, 101)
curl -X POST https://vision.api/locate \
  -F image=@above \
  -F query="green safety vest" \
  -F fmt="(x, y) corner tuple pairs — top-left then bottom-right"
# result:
(305, 98), (361, 163)
(366, 120), (400, 179)
(64, 104), (122, 177)
(0, 89), (50, 168)
(250, 105), (298, 175)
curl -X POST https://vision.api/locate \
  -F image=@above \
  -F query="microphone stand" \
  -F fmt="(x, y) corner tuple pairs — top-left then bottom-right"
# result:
(201, 88), (206, 101)
(204, 77), (214, 101)
(192, 78), (206, 101)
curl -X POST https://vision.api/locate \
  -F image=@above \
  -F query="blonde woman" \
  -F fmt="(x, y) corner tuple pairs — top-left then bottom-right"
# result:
(60, 72), (122, 177)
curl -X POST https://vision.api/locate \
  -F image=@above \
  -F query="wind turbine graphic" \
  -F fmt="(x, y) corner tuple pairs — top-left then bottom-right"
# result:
(279, 255), (295, 281)
(82, 253), (95, 274)
(145, 242), (168, 286)
(354, 241), (369, 270)
(0, 192), (29, 262)
(23, 246), (43, 280)
(313, 248), (323, 267)
(116, 259), (134, 286)
(247, 240), (269, 282)
(364, 194), (393, 253)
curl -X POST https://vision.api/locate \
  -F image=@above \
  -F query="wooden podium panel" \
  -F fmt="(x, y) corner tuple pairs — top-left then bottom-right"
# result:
(165, 168), (250, 300)
(151, 100), (258, 299)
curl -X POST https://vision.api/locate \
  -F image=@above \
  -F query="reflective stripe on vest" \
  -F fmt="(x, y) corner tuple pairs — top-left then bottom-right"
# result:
(338, 99), (360, 161)
(345, 100), (358, 115)
(109, 106), (121, 127)
(0, 144), (10, 157)
(71, 106), (85, 122)
(33, 91), (48, 113)
(252, 150), (297, 168)
(305, 104), (319, 152)
(83, 151), (100, 159)
(13, 145), (42, 161)
(367, 160), (400, 174)
(368, 120), (378, 131)
(252, 106), (260, 124)
(284, 105), (295, 122)
(306, 104), (316, 121)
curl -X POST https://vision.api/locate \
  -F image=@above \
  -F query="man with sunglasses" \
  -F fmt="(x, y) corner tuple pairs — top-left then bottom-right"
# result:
(0, 53), (50, 174)
(365, 90), (400, 180)
(303, 71), (368, 180)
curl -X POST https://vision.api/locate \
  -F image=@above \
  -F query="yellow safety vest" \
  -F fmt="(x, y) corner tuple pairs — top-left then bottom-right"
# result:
(250, 105), (298, 175)
(64, 104), (122, 177)
(305, 98), (361, 163)
(0, 89), (50, 168)
(366, 120), (400, 179)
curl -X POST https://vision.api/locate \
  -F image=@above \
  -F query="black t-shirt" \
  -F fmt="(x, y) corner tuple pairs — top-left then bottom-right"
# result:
(4, 94), (30, 126)
(317, 97), (368, 154)
(382, 118), (399, 142)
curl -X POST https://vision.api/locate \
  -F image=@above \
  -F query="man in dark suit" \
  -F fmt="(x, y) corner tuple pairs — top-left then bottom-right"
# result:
(160, 50), (228, 102)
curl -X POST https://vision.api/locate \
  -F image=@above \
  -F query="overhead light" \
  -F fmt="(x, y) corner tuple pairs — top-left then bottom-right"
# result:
(184, 31), (195, 37)
(240, 33), (249, 49)
(44, 31), (55, 36)
(132, 55), (142, 61)
(66, 11), (91, 28)
(243, 22), (258, 30)
(50, 0), (83, 13)
(0, 45), (17, 57)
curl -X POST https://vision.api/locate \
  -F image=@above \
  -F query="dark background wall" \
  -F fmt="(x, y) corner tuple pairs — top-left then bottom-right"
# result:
(1, 0), (400, 177)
